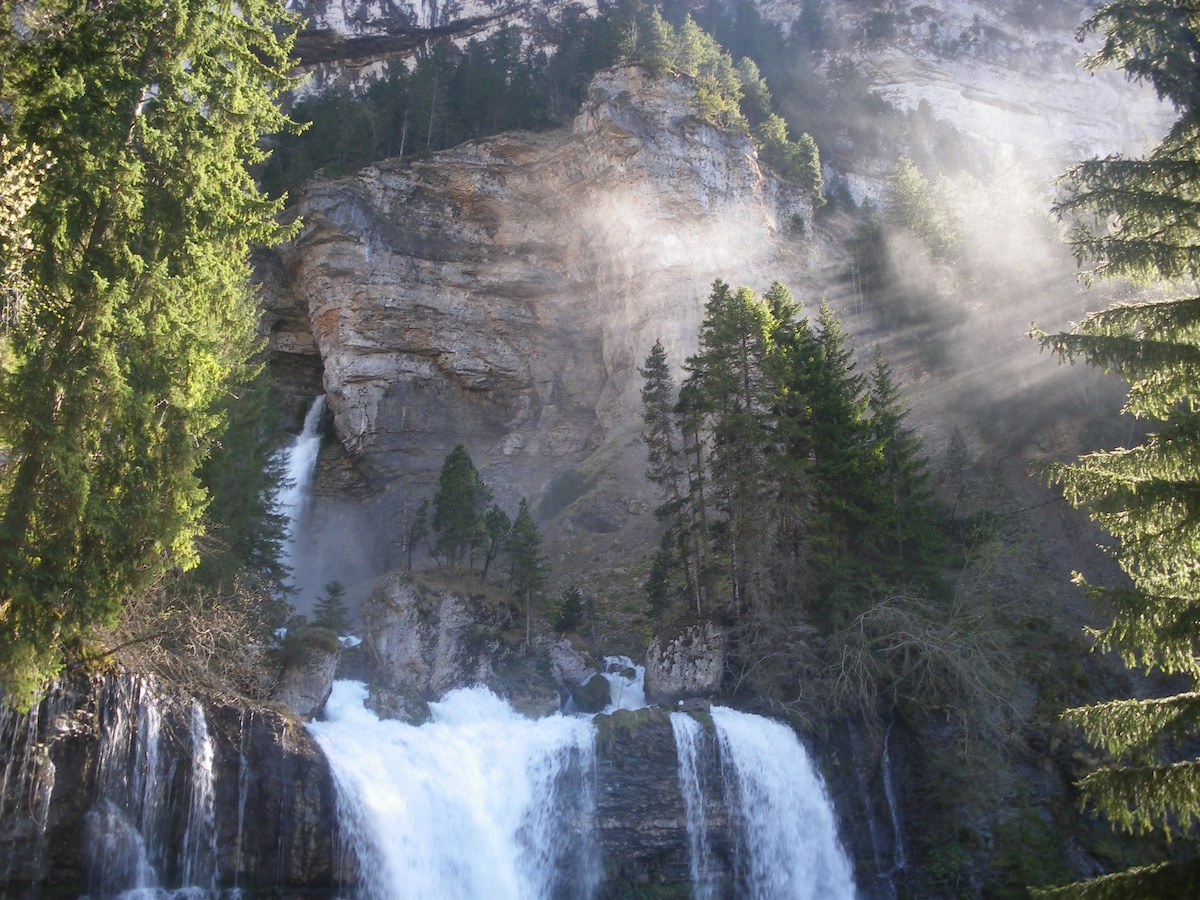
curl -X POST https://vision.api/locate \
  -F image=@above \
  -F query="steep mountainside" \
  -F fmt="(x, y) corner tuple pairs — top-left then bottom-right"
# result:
(263, 65), (815, 586)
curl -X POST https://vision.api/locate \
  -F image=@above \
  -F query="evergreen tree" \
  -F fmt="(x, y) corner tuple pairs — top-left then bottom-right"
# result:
(432, 444), (491, 568)
(685, 281), (775, 615)
(0, 0), (299, 707)
(640, 338), (701, 612)
(868, 350), (944, 588)
(1030, 3), (1200, 896)
(406, 497), (430, 570)
(480, 503), (511, 583)
(761, 281), (819, 590)
(506, 499), (547, 647)
(195, 370), (290, 591)
(882, 157), (960, 262)
(313, 581), (351, 635)
(555, 585), (584, 633)
(805, 302), (881, 622)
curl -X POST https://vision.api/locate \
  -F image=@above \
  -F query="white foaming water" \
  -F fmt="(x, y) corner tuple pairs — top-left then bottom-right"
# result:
(275, 395), (325, 590)
(309, 681), (599, 900)
(600, 655), (646, 712)
(712, 706), (856, 900)
(669, 712), (716, 900)
(181, 702), (217, 892)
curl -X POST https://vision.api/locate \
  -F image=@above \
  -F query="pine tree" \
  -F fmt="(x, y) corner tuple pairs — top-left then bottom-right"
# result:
(480, 503), (511, 583)
(555, 585), (584, 633)
(0, 0), (299, 707)
(640, 338), (701, 613)
(685, 281), (775, 615)
(313, 581), (351, 636)
(506, 499), (547, 647)
(432, 444), (492, 568)
(406, 497), (430, 570)
(868, 350), (944, 589)
(1030, 3), (1200, 896)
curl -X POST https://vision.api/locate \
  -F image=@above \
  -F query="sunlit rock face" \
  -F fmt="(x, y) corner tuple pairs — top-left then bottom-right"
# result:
(264, 65), (810, 568)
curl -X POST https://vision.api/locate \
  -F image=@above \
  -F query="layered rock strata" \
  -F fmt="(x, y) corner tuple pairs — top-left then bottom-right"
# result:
(262, 65), (810, 578)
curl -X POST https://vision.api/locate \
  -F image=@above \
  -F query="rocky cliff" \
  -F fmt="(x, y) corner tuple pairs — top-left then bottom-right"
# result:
(0, 676), (338, 897)
(263, 64), (814, 585)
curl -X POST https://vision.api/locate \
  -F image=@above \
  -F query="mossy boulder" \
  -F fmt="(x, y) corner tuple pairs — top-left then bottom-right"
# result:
(572, 673), (612, 713)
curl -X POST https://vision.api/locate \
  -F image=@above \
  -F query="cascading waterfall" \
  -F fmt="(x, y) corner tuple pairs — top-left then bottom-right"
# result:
(0, 687), (69, 887)
(181, 700), (218, 892)
(308, 681), (599, 900)
(86, 677), (169, 895)
(711, 706), (856, 900)
(670, 712), (716, 900)
(601, 655), (646, 712)
(80, 677), (223, 898)
(882, 724), (906, 873)
(276, 395), (326, 597)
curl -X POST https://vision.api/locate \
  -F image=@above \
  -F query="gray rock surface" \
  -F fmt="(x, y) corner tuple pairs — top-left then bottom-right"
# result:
(645, 622), (725, 703)
(261, 65), (809, 583)
(358, 573), (508, 699)
(271, 628), (341, 719)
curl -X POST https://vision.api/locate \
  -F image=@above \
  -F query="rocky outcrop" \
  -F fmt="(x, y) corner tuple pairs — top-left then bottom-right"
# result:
(359, 573), (509, 698)
(645, 623), (725, 704)
(593, 706), (732, 896)
(272, 627), (342, 719)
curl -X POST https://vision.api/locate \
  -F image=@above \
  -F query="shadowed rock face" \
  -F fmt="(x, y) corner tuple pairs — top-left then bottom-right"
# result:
(0, 677), (338, 897)
(261, 66), (809, 580)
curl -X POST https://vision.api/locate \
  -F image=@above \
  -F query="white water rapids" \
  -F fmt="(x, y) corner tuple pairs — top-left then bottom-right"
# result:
(309, 681), (599, 900)
(311, 677), (858, 900)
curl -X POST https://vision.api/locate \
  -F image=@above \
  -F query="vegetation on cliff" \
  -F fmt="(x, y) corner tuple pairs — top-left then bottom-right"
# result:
(639, 280), (1008, 743)
(0, 0), (301, 707)
(263, 0), (823, 203)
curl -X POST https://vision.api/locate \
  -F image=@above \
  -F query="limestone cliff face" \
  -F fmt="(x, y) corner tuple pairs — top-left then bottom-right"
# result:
(264, 65), (811, 576)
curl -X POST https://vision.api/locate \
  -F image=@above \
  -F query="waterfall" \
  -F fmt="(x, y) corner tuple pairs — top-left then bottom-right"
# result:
(670, 712), (716, 900)
(882, 724), (906, 873)
(601, 655), (646, 712)
(276, 395), (326, 599)
(86, 677), (169, 895)
(308, 680), (599, 900)
(80, 677), (221, 897)
(0, 687), (69, 888)
(181, 701), (218, 892)
(712, 706), (856, 900)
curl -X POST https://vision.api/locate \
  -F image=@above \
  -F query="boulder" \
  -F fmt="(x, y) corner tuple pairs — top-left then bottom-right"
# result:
(358, 572), (510, 699)
(271, 627), (341, 720)
(644, 623), (725, 703)
(571, 673), (612, 714)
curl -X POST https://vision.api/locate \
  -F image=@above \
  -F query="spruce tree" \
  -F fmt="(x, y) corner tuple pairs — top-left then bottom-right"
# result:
(313, 581), (351, 636)
(0, 0), (299, 707)
(1031, 3), (1200, 896)
(685, 281), (775, 615)
(480, 503), (511, 583)
(507, 499), (547, 647)
(868, 350), (944, 590)
(432, 444), (492, 568)
(640, 338), (701, 613)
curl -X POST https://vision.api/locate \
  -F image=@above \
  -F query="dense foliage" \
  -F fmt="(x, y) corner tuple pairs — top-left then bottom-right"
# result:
(1031, 2), (1200, 896)
(420, 445), (547, 642)
(0, 0), (300, 708)
(264, 1), (823, 203)
(641, 281), (961, 716)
